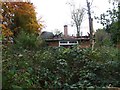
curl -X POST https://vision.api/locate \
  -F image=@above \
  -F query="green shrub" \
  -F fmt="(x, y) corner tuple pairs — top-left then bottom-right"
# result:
(13, 30), (46, 50)
(95, 29), (112, 47)
(2, 46), (120, 89)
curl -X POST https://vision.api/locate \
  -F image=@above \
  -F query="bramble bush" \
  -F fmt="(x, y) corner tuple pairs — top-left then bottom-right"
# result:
(2, 33), (120, 89)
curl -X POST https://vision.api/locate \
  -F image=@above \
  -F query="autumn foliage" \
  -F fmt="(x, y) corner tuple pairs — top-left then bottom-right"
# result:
(2, 2), (43, 41)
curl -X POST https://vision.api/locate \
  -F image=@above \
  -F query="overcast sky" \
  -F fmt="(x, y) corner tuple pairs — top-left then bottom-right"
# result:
(31, 0), (111, 35)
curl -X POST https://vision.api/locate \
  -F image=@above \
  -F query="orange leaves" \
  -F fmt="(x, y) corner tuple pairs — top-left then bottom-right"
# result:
(2, 24), (13, 37)
(2, 2), (43, 38)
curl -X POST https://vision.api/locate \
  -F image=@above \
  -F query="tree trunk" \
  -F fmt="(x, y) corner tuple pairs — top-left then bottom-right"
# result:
(86, 0), (94, 50)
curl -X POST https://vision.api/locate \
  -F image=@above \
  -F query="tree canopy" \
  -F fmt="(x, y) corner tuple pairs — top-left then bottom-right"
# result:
(2, 2), (43, 42)
(95, 1), (120, 45)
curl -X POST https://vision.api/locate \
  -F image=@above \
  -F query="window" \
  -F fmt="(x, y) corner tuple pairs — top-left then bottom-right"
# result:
(59, 40), (78, 47)
(60, 41), (67, 43)
(69, 41), (77, 43)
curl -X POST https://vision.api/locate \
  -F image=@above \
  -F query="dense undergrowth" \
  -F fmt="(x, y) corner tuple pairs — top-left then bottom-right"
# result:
(2, 31), (120, 89)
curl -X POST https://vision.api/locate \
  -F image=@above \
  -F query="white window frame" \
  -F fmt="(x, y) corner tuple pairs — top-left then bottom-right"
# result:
(59, 40), (78, 46)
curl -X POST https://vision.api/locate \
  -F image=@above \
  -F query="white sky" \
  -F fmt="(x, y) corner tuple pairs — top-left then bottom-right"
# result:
(31, 0), (111, 36)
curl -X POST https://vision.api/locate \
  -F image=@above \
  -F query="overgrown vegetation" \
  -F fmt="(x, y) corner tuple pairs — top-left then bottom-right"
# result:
(2, 1), (120, 89)
(95, 0), (120, 45)
(2, 35), (120, 89)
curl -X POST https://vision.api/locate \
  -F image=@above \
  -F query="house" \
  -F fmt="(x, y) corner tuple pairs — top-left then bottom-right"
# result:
(41, 25), (90, 48)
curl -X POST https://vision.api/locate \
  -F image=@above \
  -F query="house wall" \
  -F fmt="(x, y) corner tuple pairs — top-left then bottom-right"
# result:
(47, 40), (90, 48)
(79, 41), (90, 48)
(47, 41), (59, 47)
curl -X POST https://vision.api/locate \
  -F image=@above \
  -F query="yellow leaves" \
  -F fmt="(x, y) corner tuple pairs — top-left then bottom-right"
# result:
(2, 30), (13, 37)
(2, 2), (44, 38)
(39, 23), (44, 30)
(2, 24), (13, 37)
(0, 14), (3, 20)
(26, 21), (40, 33)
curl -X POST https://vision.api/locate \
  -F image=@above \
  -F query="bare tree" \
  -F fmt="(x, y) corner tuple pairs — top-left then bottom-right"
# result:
(71, 7), (85, 37)
(67, 1), (85, 37)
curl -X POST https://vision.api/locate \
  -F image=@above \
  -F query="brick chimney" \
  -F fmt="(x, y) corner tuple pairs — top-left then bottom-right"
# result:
(64, 25), (68, 37)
